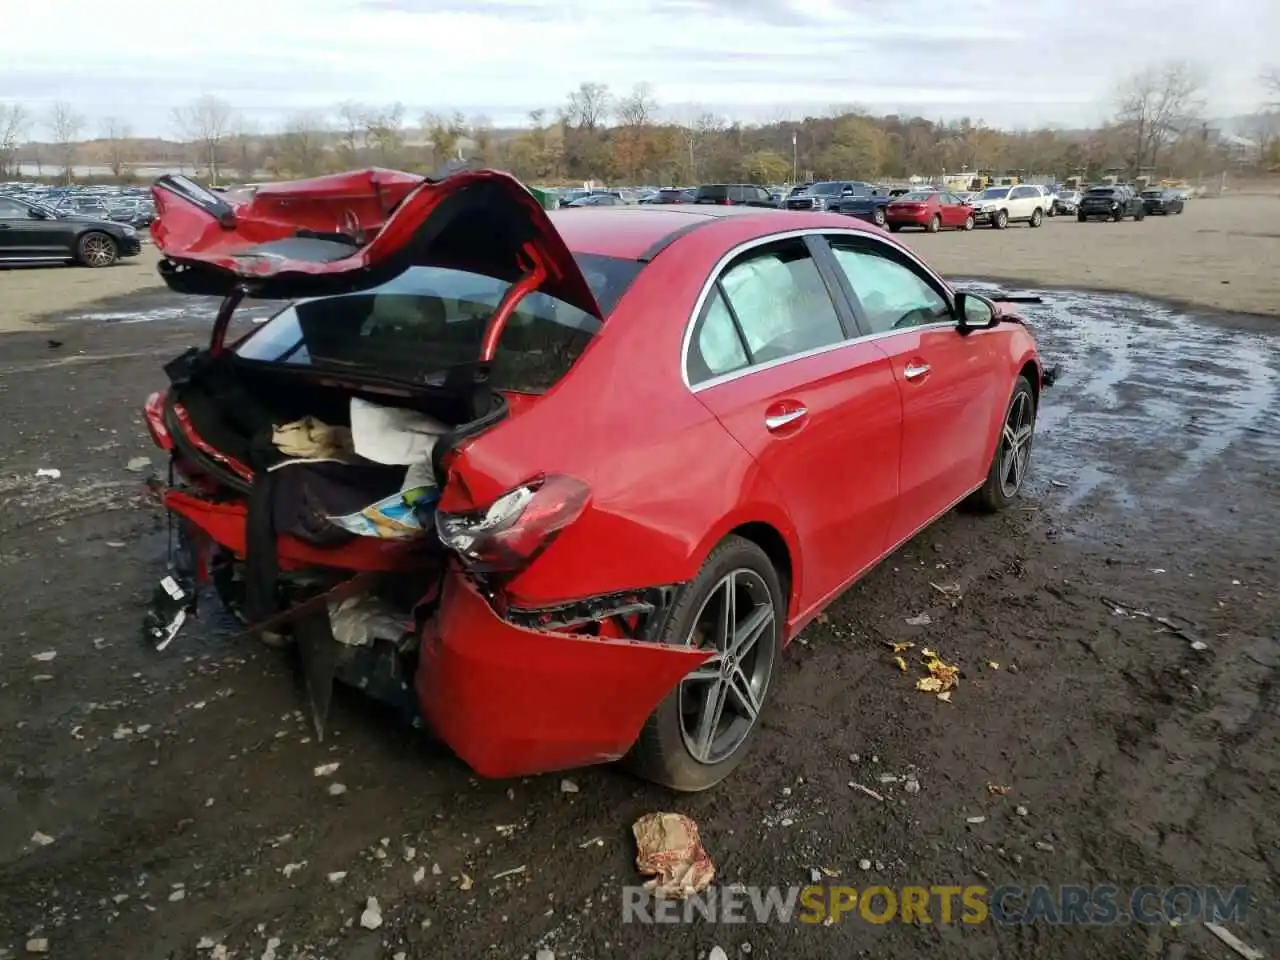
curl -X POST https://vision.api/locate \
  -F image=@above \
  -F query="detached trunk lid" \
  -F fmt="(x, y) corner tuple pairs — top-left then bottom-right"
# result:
(150, 167), (603, 324)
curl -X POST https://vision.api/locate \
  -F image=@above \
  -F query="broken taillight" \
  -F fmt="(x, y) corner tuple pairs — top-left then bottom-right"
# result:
(435, 474), (589, 575)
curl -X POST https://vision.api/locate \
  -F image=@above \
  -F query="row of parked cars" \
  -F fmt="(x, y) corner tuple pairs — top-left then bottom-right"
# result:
(556, 180), (1191, 232)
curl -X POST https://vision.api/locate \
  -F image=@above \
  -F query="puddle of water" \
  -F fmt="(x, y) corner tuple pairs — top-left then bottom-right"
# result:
(68, 298), (276, 325)
(961, 282), (1280, 536)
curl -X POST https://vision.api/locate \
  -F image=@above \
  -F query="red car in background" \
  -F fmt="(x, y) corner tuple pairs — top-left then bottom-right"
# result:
(142, 169), (1046, 792)
(886, 190), (976, 233)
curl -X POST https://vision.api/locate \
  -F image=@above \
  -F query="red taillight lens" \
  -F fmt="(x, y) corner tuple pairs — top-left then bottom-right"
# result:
(144, 390), (173, 450)
(435, 474), (589, 575)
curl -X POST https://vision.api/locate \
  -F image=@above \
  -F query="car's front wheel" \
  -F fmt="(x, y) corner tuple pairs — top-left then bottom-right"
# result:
(872, 207), (886, 227)
(963, 214), (975, 231)
(970, 376), (1036, 513)
(1029, 208), (1044, 228)
(1078, 212), (1087, 222)
(77, 232), (118, 268)
(625, 536), (783, 791)
(992, 209), (1009, 229)
(927, 214), (941, 233)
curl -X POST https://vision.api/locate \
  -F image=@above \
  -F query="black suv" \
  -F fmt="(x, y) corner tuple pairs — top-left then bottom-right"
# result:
(1077, 185), (1146, 222)
(693, 184), (779, 207)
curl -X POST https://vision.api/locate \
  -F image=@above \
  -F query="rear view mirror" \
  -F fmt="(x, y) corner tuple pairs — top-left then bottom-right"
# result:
(954, 291), (999, 334)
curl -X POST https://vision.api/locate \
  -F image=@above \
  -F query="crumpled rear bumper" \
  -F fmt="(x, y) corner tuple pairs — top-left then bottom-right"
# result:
(416, 570), (712, 779)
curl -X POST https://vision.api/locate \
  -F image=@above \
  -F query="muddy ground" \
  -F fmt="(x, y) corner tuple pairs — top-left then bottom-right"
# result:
(1, 235), (1278, 960)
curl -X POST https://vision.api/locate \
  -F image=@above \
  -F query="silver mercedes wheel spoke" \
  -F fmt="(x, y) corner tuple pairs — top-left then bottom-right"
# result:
(729, 604), (771, 659)
(727, 666), (761, 719)
(693, 679), (729, 761)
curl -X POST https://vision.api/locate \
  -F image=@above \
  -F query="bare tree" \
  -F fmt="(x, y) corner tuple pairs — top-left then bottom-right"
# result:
(228, 115), (261, 183)
(1264, 66), (1280, 106)
(279, 111), (328, 177)
(677, 107), (723, 182)
(335, 101), (368, 164)
(364, 103), (405, 166)
(615, 83), (657, 128)
(171, 95), (235, 185)
(565, 82), (611, 132)
(0, 102), (30, 178)
(99, 117), (134, 179)
(49, 101), (85, 184)
(1113, 60), (1206, 175)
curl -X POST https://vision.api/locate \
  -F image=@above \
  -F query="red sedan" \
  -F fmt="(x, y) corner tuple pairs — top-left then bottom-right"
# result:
(886, 190), (976, 233)
(142, 169), (1045, 792)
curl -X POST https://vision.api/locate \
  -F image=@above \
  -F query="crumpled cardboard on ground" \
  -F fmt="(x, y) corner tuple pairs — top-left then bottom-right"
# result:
(632, 812), (715, 897)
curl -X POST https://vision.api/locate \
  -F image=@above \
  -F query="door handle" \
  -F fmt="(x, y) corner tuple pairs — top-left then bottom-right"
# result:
(765, 407), (807, 431)
(904, 363), (931, 381)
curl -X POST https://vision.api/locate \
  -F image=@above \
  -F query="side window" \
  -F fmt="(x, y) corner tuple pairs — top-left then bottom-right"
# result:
(755, 187), (770, 203)
(686, 238), (845, 384)
(0, 198), (28, 218)
(828, 242), (951, 335)
(687, 289), (750, 385)
(718, 239), (844, 365)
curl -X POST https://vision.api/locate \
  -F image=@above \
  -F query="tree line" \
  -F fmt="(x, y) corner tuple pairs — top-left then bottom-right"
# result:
(2, 60), (1278, 186)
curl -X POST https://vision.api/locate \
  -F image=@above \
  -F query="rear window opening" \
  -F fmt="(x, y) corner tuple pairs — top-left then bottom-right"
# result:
(233, 254), (641, 395)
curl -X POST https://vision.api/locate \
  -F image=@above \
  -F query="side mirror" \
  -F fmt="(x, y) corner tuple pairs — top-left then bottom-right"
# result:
(954, 291), (999, 334)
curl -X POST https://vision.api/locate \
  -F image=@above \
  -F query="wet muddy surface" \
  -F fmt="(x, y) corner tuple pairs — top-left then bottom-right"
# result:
(1, 285), (1276, 960)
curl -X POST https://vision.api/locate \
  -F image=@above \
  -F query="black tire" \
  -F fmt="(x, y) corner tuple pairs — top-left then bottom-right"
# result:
(624, 536), (784, 791)
(1112, 207), (1123, 222)
(1136, 208), (1145, 221)
(927, 215), (941, 233)
(992, 209), (1009, 229)
(77, 232), (118, 268)
(1077, 212), (1087, 222)
(888, 223), (902, 233)
(963, 214), (975, 231)
(872, 207), (886, 227)
(969, 376), (1036, 513)
(1029, 208), (1043, 228)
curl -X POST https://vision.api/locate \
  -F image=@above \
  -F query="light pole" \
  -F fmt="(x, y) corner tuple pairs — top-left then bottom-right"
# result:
(792, 129), (797, 186)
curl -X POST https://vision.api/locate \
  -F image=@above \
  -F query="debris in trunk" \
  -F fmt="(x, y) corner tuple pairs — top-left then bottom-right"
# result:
(632, 812), (715, 897)
(1204, 923), (1265, 960)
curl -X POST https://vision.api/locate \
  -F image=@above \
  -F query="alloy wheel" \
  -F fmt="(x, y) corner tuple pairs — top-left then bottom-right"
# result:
(873, 208), (886, 226)
(999, 391), (1035, 498)
(678, 569), (776, 765)
(81, 235), (115, 267)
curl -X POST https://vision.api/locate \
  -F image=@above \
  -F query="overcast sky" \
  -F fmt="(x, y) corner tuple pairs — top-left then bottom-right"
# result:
(2, 0), (1276, 137)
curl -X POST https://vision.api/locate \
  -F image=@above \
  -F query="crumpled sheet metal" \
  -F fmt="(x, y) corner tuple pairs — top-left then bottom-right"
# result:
(632, 812), (715, 898)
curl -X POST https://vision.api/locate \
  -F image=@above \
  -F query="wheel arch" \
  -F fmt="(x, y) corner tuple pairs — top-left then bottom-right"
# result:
(693, 503), (803, 622)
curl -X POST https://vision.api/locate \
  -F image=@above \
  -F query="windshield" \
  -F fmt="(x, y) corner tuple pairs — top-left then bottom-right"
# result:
(1086, 187), (1115, 195)
(233, 255), (641, 393)
(1142, 190), (1163, 197)
(897, 192), (933, 201)
(980, 187), (1010, 199)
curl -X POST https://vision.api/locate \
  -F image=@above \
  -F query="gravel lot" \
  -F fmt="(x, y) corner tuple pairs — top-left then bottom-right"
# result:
(0, 190), (1277, 960)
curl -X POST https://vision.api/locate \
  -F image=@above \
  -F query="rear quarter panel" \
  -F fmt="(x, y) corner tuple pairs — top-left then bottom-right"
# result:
(446, 217), (809, 611)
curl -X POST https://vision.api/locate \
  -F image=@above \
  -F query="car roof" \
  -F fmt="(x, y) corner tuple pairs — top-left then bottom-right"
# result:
(548, 206), (881, 260)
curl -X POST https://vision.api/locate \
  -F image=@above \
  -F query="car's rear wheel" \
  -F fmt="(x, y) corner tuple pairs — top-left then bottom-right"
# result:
(1136, 208), (1145, 221)
(927, 214), (941, 233)
(963, 214), (975, 231)
(625, 536), (783, 791)
(77, 232), (118, 268)
(1078, 212), (1087, 222)
(992, 209), (1009, 229)
(1029, 208), (1043, 228)
(888, 223), (902, 232)
(872, 207), (886, 227)
(970, 376), (1036, 513)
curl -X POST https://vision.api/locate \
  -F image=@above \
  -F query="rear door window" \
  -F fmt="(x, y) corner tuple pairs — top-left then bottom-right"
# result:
(234, 254), (641, 394)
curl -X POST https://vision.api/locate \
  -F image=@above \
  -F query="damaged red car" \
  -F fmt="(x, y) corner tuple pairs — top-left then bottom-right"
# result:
(142, 168), (1049, 791)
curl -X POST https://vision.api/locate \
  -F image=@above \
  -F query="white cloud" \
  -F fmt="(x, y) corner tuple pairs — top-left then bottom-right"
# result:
(1, 0), (1274, 136)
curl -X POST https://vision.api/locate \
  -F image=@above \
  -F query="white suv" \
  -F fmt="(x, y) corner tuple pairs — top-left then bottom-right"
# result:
(973, 184), (1047, 229)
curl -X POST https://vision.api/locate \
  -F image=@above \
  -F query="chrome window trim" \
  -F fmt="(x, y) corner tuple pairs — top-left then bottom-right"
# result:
(680, 227), (956, 393)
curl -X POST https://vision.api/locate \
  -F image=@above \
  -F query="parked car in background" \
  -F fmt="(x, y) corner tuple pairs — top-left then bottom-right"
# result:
(885, 191), (976, 232)
(832, 184), (892, 226)
(972, 184), (1047, 230)
(107, 197), (157, 227)
(785, 181), (872, 213)
(143, 167), (1046, 791)
(566, 193), (627, 207)
(643, 188), (697, 204)
(1053, 189), (1081, 215)
(1140, 188), (1184, 216)
(1078, 185), (1146, 222)
(0, 195), (143, 267)
(693, 184), (779, 207)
